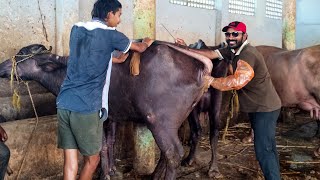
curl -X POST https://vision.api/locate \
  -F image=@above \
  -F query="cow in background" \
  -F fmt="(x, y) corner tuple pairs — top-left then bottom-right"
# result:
(257, 45), (320, 149)
(257, 45), (320, 120)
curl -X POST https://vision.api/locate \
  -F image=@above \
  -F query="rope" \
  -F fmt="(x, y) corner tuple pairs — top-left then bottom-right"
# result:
(12, 89), (21, 111)
(222, 90), (239, 143)
(10, 55), (21, 110)
(16, 82), (39, 180)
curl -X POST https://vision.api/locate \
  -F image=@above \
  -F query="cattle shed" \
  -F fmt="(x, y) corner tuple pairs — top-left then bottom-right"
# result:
(0, 0), (320, 179)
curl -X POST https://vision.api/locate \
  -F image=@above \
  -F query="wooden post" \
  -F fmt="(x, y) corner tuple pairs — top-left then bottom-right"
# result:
(282, 0), (296, 50)
(132, 0), (156, 175)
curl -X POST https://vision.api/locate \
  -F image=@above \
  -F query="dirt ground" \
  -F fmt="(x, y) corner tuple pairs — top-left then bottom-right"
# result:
(108, 111), (320, 180)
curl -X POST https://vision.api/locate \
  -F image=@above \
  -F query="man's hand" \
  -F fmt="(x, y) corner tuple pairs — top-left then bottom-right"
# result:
(112, 53), (129, 63)
(142, 37), (154, 47)
(175, 38), (187, 46)
(0, 125), (8, 142)
(130, 38), (154, 53)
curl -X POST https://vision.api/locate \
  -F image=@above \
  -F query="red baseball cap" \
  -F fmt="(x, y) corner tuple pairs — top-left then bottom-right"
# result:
(222, 21), (246, 33)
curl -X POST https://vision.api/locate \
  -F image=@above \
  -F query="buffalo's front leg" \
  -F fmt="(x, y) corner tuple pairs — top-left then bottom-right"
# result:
(153, 152), (167, 179)
(100, 120), (117, 180)
(182, 109), (202, 166)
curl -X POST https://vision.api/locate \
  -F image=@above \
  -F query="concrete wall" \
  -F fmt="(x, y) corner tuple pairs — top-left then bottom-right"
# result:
(0, 0), (55, 61)
(0, 0), (283, 63)
(296, 0), (320, 49)
(156, 1), (217, 45)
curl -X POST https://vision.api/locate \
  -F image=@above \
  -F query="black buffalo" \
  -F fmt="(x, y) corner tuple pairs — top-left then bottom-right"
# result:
(182, 40), (233, 178)
(0, 41), (229, 179)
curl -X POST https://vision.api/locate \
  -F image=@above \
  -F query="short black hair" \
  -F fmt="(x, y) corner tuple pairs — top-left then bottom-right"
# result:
(91, 0), (122, 19)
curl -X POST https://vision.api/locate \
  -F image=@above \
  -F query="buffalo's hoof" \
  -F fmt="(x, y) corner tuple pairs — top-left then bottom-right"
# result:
(208, 170), (223, 179)
(109, 166), (117, 176)
(100, 175), (111, 180)
(181, 158), (194, 166)
(314, 148), (320, 157)
(242, 136), (253, 144)
(208, 165), (223, 179)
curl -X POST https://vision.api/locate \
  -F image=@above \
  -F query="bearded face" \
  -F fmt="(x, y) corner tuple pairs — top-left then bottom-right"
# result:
(224, 29), (247, 50)
(226, 37), (244, 50)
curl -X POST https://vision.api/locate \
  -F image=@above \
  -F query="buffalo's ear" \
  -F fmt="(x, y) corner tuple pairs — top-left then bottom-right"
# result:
(37, 61), (61, 72)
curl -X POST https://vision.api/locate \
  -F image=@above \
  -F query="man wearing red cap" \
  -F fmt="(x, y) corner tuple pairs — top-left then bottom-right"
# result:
(176, 21), (281, 180)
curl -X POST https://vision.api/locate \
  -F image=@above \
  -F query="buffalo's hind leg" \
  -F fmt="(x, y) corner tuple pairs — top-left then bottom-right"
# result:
(208, 89), (223, 179)
(181, 109), (202, 166)
(100, 120), (117, 180)
(314, 120), (320, 138)
(150, 124), (184, 180)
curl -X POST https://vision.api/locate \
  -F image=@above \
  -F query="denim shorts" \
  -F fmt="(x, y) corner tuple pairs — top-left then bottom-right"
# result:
(57, 109), (103, 156)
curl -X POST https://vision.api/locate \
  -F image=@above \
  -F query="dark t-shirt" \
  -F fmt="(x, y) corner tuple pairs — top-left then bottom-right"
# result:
(56, 19), (131, 113)
(232, 44), (281, 112)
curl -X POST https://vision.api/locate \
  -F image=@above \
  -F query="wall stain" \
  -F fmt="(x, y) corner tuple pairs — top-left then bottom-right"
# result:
(37, 0), (48, 42)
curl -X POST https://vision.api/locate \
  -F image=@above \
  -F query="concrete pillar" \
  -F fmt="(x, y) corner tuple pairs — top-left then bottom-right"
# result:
(282, 0), (296, 50)
(214, 0), (223, 45)
(132, 0), (156, 175)
(55, 0), (79, 56)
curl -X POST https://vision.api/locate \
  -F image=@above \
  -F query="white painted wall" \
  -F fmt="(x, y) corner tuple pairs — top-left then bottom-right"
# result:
(296, 0), (320, 49)
(218, 0), (282, 47)
(156, 1), (218, 46)
(0, 0), (283, 62)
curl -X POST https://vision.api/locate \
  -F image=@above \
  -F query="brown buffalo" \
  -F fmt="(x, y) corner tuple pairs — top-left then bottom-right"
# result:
(182, 40), (232, 178)
(257, 45), (320, 118)
(257, 45), (320, 156)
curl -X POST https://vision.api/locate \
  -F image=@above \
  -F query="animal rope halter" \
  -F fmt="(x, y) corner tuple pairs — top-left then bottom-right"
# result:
(10, 46), (52, 110)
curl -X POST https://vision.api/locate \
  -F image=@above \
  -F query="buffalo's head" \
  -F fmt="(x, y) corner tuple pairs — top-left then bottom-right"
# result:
(0, 44), (65, 81)
(189, 39), (226, 50)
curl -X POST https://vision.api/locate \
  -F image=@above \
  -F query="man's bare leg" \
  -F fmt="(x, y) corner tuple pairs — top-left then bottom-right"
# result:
(64, 149), (78, 180)
(79, 153), (100, 180)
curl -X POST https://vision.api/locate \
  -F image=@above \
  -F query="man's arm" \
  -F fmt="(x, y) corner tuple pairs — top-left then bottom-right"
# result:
(130, 37), (154, 53)
(209, 59), (254, 91)
(113, 38), (153, 63)
(112, 53), (129, 63)
(188, 48), (221, 60)
(175, 38), (222, 59)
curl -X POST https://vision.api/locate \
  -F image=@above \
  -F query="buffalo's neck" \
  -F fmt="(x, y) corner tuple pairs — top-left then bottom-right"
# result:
(37, 68), (66, 96)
